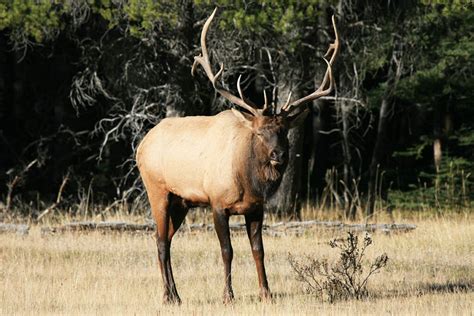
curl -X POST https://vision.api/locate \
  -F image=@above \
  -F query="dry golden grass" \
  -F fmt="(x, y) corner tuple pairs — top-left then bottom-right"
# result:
(1, 214), (473, 315)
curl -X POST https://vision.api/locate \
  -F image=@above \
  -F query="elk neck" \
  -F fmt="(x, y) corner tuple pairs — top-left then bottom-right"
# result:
(240, 132), (286, 200)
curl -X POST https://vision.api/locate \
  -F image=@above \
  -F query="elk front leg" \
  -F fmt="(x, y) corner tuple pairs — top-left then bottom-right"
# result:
(245, 210), (271, 301)
(213, 210), (234, 304)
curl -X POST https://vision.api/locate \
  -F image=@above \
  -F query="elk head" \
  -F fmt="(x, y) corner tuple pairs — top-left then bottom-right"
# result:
(192, 8), (339, 174)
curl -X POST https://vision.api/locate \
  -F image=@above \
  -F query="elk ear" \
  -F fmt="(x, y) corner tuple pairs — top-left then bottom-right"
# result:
(288, 108), (309, 129)
(231, 108), (254, 129)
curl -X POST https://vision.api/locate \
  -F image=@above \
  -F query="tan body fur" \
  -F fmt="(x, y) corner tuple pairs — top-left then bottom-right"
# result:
(137, 110), (261, 214)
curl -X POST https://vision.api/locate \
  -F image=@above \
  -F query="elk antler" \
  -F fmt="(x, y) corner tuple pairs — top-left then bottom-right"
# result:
(281, 15), (340, 113)
(192, 8), (260, 117)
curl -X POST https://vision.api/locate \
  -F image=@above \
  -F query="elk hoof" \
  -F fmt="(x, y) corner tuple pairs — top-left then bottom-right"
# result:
(223, 290), (235, 305)
(260, 289), (272, 303)
(163, 293), (182, 305)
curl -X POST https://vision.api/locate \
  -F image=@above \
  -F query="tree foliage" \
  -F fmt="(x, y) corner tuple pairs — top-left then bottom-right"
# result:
(0, 0), (472, 216)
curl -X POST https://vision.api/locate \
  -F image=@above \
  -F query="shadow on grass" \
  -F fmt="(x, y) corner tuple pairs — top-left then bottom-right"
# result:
(422, 281), (473, 294)
(189, 291), (304, 306)
(271, 281), (473, 304)
(380, 280), (474, 300)
(186, 281), (473, 306)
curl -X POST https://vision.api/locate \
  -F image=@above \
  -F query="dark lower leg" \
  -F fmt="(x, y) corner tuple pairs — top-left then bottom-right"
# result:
(163, 199), (188, 303)
(213, 210), (234, 303)
(154, 201), (181, 304)
(245, 211), (271, 300)
(156, 237), (179, 303)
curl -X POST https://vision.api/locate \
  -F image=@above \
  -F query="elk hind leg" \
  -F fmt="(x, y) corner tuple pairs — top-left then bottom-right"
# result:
(147, 187), (181, 304)
(167, 194), (189, 240)
(163, 195), (189, 302)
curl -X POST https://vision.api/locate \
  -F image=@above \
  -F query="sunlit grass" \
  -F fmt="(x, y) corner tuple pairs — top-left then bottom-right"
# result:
(1, 214), (473, 314)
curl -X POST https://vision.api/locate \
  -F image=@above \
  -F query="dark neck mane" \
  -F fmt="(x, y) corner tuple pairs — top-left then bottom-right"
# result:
(243, 134), (286, 200)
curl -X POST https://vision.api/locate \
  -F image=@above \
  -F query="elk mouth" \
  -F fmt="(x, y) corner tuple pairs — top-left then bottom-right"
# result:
(269, 150), (286, 167)
(270, 158), (285, 167)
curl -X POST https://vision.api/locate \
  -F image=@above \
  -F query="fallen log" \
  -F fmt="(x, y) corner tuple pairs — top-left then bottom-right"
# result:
(41, 221), (154, 235)
(0, 223), (30, 235)
(41, 220), (416, 235)
(344, 223), (418, 233)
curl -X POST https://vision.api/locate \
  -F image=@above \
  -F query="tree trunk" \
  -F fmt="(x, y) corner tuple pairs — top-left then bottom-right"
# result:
(307, 3), (332, 201)
(308, 98), (332, 200)
(433, 138), (442, 173)
(366, 55), (401, 216)
(432, 100), (453, 174)
(433, 107), (452, 173)
(267, 85), (305, 218)
(267, 124), (305, 218)
(340, 101), (357, 219)
(366, 98), (392, 216)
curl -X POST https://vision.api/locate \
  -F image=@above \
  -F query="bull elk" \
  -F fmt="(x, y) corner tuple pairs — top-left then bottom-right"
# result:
(136, 8), (339, 304)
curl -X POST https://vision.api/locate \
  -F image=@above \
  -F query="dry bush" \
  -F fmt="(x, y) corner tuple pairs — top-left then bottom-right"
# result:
(288, 232), (388, 302)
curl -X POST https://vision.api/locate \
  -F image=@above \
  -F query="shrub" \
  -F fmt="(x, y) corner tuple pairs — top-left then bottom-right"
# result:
(288, 232), (388, 302)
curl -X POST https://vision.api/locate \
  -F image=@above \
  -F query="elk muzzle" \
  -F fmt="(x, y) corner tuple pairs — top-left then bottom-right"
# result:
(269, 150), (286, 166)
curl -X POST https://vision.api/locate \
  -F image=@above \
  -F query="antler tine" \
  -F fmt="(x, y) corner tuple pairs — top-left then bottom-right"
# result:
(236, 74), (262, 113)
(262, 90), (268, 111)
(237, 75), (245, 100)
(282, 91), (292, 111)
(282, 15), (339, 113)
(282, 58), (333, 113)
(191, 8), (217, 80)
(325, 15), (339, 65)
(192, 8), (260, 116)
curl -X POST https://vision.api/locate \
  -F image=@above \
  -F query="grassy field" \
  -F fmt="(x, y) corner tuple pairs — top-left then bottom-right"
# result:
(1, 214), (473, 315)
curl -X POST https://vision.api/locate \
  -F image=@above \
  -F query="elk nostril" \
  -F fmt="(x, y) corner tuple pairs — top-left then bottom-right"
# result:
(271, 150), (286, 163)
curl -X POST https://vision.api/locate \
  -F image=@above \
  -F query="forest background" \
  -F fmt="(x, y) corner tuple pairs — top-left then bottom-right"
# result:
(0, 0), (472, 220)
